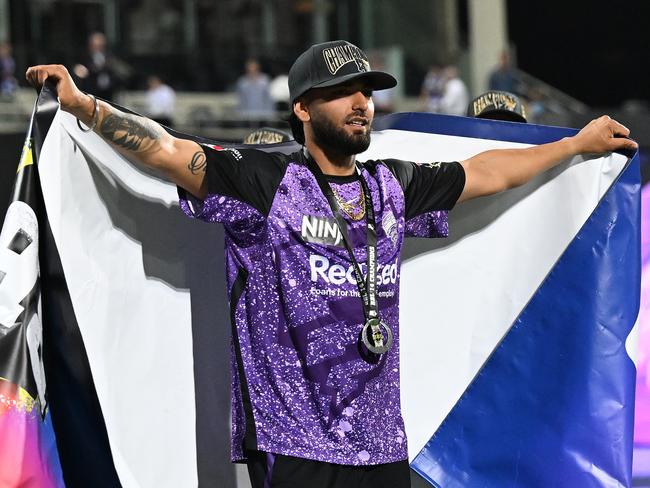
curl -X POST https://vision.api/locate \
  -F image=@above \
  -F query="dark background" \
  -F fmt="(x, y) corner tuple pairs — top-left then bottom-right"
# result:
(3, 0), (650, 219)
(507, 0), (650, 107)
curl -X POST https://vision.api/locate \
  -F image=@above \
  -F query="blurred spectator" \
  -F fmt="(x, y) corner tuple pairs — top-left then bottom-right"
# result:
(525, 85), (547, 124)
(420, 64), (444, 113)
(370, 57), (395, 115)
(146, 75), (176, 127)
(372, 87), (395, 116)
(269, 71), (290, 113)
(439, 65), (469, 116)
(488, 51), (519, 95)
(0, 42), (17, 98)
(237, 59), (274, 120)
(73, 32), (127, 101)
(467, 90), (527, 123)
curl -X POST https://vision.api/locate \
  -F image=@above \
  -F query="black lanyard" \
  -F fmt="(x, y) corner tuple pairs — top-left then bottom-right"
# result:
(306, 155), (393, 354)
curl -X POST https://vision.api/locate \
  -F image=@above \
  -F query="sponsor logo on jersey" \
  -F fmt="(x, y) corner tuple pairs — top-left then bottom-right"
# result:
(322, 44), (370, 75)
(301, 215), (345, 248)
(202, 143), (223, 151)
(382, 210), (398, 248)
(309, 254), (398, 286)
(201, 144), (244, 162)
(421, 162), (442, 169)
(223, 147), (243, 161)
(204, 144), (243, 161)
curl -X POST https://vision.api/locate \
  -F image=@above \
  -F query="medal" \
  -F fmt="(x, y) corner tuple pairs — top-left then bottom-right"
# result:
(361, 318), (393, 354)
(307, 153), (393, 355)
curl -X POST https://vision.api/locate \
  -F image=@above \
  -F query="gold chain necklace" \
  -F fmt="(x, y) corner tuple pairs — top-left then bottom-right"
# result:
(331, 184), (366, 221)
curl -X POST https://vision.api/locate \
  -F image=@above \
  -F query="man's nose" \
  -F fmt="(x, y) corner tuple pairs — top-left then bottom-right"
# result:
(351, 90), (369, 111)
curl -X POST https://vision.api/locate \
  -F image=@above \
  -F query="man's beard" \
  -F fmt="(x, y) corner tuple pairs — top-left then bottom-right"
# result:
(310, 109), (371, 161)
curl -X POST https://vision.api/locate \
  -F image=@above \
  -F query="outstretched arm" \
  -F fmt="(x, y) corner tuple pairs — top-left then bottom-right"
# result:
(26, 64), (208, 199)
(457, 116), (638, 203)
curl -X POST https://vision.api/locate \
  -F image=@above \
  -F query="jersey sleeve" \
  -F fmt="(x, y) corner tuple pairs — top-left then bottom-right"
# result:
(178, 145), (287, 229)
(382, 159), (465, 218)
(381, 159), (465, 239)
(404, 210), (450, 238)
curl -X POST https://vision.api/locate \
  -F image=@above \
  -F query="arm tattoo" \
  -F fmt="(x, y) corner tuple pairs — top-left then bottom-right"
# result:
(99, 112), (162, 152)
(187, 151), (207, 174)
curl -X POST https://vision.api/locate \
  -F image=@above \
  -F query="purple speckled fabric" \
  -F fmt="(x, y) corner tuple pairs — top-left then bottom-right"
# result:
(179, 148), (462, 466)
(405, 211), (449, 238)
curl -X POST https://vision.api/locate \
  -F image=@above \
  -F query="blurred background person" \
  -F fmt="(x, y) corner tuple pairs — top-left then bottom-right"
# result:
(269, 63), (290, 113)
(236, 58), (274, 122)
(372, 85), (396, 116)
(0, 42), (17, 98)
(73, 32), (127, 102)
(145, 75), (176, 128)
(420, 64), (444, 113)
(439, 65), (469, 116)
(525, 85), (549, 124)
(370, 57), (396, 115)
(488, 51), (520, 95)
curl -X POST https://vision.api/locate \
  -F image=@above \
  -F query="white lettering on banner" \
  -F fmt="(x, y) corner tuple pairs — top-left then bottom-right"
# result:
(309, 254), (398, 286)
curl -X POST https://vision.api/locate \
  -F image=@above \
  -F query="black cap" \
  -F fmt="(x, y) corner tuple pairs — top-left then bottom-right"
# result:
(289, 40), (397, 102)
(467, 90), (527, 123)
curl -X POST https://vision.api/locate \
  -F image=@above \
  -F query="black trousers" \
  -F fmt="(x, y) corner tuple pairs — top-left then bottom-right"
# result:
(246, 450), (411, 488)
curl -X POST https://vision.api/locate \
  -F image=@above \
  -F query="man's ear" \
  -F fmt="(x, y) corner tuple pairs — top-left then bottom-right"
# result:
(294, 99), (310, 123)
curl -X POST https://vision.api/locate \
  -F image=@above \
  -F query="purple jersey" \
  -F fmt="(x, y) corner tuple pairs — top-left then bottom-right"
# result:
(179, 147), (464, 465)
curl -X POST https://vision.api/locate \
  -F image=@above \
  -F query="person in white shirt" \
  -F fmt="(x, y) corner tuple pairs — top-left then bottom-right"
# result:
(237, 59), (274, 119)
(146, 75), (176, 127)
(439, 65), (469, 116)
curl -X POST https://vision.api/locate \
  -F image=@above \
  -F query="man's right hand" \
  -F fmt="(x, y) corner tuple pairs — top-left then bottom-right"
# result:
(25, 64), (208, 200)
(26, 64), (95, 124)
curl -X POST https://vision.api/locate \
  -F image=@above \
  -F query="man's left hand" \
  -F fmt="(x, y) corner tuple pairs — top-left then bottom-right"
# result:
(571, 115), (638, 155)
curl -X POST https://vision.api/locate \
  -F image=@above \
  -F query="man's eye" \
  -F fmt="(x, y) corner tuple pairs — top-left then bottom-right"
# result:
(363, 90), (373, 98)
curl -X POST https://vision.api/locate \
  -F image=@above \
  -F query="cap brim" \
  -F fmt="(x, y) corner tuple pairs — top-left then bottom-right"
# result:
(310, 70), (397, 92)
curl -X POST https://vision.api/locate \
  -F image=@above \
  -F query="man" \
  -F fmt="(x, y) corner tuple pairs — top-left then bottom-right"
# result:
(237, 58), (275, 119)
(438, 65), (469, 116)
(73, 32), (119, 102)
(488, 51), (520, 95)
(0, 41), (17, 97)
(420, 63), (444, 113)
(26, 40), (637, 488)
(145, 74), (176, 127)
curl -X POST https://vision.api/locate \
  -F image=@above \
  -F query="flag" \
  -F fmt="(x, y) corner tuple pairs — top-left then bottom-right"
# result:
(367, 113), (640, 487)
(3, 85), (639, 487)
(0, 97), (65, 487)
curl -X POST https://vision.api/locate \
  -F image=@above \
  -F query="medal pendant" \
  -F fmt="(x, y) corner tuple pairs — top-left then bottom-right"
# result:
(361, 318), (393, 354)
